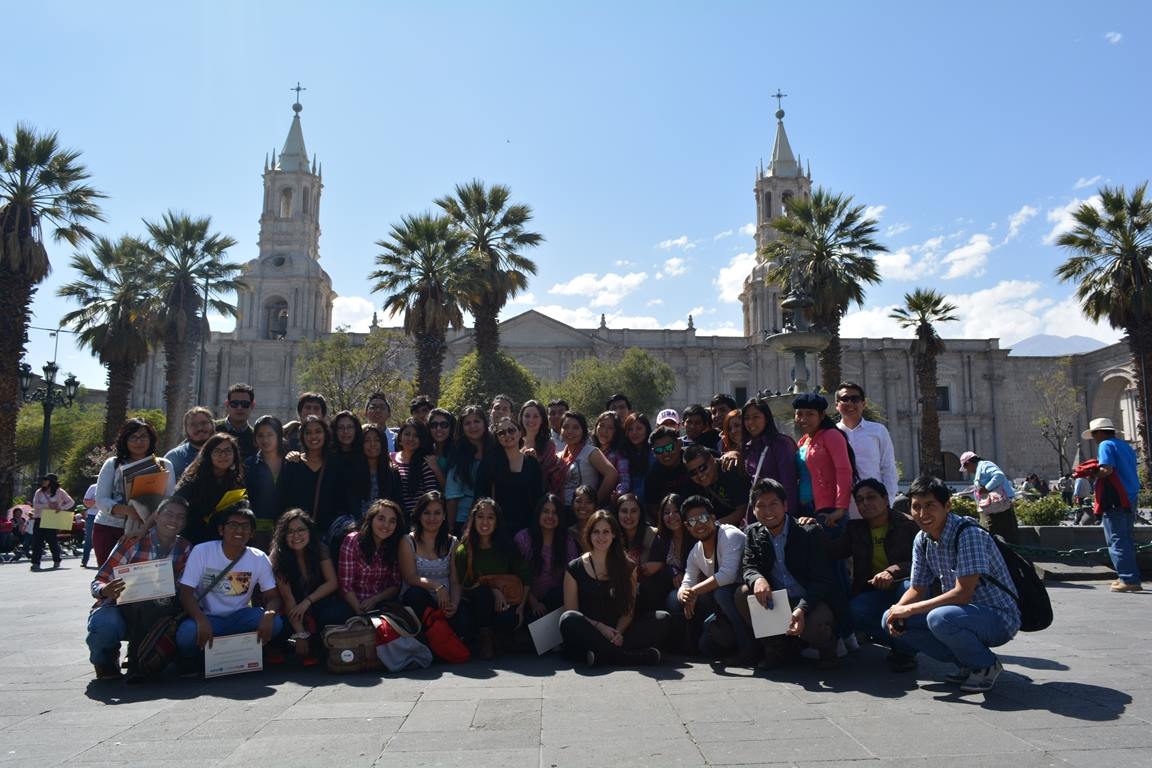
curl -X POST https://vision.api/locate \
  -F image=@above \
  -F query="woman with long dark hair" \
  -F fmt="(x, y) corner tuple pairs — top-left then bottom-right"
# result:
(559, 511), (669, 666)
(592, 411), (631, 499)
(445, 406), (495, 531)
(93, 419), (175, 565)
(280, 415), (350, 535)
(399, 491), (466, 635)
(351, 423), (401, 517)
(568, 484), (598, 552)
(620, 413), (653, 506)
(425, 407), (456, 488)
(741, 397), (799, 519)
(245, 415), (286, 550)
(270, 509), (349, 660)
(519, 400), (565, 496)
(490, 417), (543, 534)
(514, 494), (577, 617)
(643, 493), (692, 614)
(391, 418), (441, 516)
(339, 499), (405, 615)
(559, 412), (618, 506)
(453, 498), (529, 659)
(176, 433), (247, 545)
(29, 474), (74, 571)
(330, 410), (364, 471)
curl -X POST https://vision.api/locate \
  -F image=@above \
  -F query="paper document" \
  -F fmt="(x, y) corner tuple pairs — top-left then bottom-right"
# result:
(204, 632), (263, 678)
(746, 590), (792, 638)
(38, 509), (74, 530)
(113, 558), (175, 605)
(528, 608), (564, 655)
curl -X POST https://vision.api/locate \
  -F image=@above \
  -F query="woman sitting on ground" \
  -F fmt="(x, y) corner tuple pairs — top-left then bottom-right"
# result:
(270, 508), (349, 660)
(559, 510), (669, 666)
(176, 433), (246, 545)
(399, 491), (465, 636)
(568, 484), (598, 552)
(454, 497), (529, 659)
(514, 494), (578, 618)
(338, 499), (405, 615)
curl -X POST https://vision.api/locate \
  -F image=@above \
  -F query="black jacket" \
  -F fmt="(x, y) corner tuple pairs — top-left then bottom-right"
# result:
(826, 509), (917, 596)
(742, 518), (845, 617)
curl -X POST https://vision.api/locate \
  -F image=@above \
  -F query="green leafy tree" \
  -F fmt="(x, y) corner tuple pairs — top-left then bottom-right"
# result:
(542, 348), (676, 419)
(144, 211), (241, 449)
(370, 213), (469, 402)
(440, 351), (539, 414)
(1031, 359), (1080, 475)
(435, 179), (543, 369)
(58, 236), (156, 446)
(0, 124), (105, 509)
(1055, 183), (1152, 478)
(889, 288), (959, 477)
(297, 327), (412, 417)
(767, 187), (886, 391)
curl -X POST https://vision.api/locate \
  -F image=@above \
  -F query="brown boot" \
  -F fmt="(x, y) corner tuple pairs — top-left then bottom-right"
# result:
(477, 628), (496, 660)
(94, 664), (121, 680)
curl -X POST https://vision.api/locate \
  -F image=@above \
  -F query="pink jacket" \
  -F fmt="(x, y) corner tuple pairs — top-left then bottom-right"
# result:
(798, 428), (853, 511)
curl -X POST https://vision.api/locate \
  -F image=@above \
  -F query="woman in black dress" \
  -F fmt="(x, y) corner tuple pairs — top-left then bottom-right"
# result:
(489, 416), (543, 534)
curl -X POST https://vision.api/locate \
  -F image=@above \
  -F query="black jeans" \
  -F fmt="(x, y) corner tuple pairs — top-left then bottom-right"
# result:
(559, 609), (670, 665)
(31, 518), (62, 567)
(403, 587), (473, 642)
(462, 585), (519, 635)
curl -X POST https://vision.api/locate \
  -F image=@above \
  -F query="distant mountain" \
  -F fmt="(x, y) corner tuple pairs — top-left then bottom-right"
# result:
(1007, 334), (1109, 357)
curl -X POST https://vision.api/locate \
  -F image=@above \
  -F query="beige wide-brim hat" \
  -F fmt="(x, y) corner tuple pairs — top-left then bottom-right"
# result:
(1082, 417), (1120, 440)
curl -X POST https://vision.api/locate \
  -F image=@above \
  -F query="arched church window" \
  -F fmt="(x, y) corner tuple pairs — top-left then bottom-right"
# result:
(264, 296), (289, 340)
(302, 186), (310, 216)
(279, 188), (293, 218)
(781, 191), (793, 215)
(763, 191), (772, 219)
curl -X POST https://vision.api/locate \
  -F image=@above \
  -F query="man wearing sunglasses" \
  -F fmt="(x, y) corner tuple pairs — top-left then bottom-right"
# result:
(683, 444), (749, 527)
(215, 383), (257, 461)
(643, 426), (692, 518)
(835, 382), (898, 515)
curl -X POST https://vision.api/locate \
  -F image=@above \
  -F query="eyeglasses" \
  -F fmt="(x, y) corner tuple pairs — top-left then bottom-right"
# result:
(223, 521), (252, 531)
(335, 424), (356, 432)
(127, 433), (150, 442)
(494, 428), (519, 438)
(686, 514), (712, 527)
(837, 395), (863, 404)
(286, 527), (309, 536)
(228, 400), (252, 408)
(429, 421), (450, 430)
(652, 442), (677, 455)
(366, 403), (387, 411)
(686, 461), (711, 478)
(211, 447), (235, 457)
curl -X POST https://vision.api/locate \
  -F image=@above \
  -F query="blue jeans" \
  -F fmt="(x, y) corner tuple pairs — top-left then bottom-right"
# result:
(884, 603), (1013, 669)
(175, 608), (284, 657)
(850, 586), (904, 641)
(87, 606), (127, 666)
(669, 583), (756, 654)
(82, 515), (96, 564)
(1101, 507), (1140, 584)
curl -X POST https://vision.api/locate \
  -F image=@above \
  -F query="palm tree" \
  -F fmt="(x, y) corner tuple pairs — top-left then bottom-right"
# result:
(1056, 182), (1152, 478)
(58, 236), (156, 447)
(890, 288), (959, 478)
(767, 187), (886, 391)
(144, 211), (241, 449)
(0, 124), (105, 507)
(370, 213), (470, 402)
(435, 180), (543, 363)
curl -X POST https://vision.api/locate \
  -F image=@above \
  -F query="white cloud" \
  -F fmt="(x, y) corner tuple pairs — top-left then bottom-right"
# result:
(548, 271), (648, 307)
(696, 321), (744, 337)
(885, 222), (911, 237)
(646, 298), (664, 306)
(863, 204), (887, 221)
(532, 304), (670, 330)
(840, 305), (909, 339)
(657, 235), (695, 250)
(1043, 195), (1101, 245)
(332, 296), (377, 331)
(713, 229), (734, 240)
(1004, 204), (1039, 242)
(941, 234), (994, 279)
(874, 234), (945, 281)
(714, 251), (757, 303)
(739, 222), (756, 237)
(206, 313), (236, 333)
(1104, 31), (1122, 44)
(506, 292), (536, 305)
(656, 256), (688, 279)
(614, 259), (634, 267)
(1038, 296), (1122, 345)
(1073, 175), (1102, 190)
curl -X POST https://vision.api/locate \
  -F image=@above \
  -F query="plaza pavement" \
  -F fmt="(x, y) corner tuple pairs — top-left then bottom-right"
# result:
(2, 554), (1150, 768)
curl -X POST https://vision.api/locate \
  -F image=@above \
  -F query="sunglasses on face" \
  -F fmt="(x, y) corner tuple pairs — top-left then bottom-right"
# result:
(652, 442), (677, 455)
(686, 514), (712, 527)
(686, 461), (711, 477)
(495, 428), (519, 438)
(837, 395), (863, 404)
(228, 400), (252, 408)
(429, 421), (450, 430)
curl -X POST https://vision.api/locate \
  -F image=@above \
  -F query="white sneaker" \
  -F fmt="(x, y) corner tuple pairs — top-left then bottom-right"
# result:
(800, 638), (847, 660)
(959, 660), (1003, 693)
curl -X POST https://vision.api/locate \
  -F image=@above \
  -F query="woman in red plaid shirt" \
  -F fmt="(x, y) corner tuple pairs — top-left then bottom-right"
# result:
(339, 499), (405, 614)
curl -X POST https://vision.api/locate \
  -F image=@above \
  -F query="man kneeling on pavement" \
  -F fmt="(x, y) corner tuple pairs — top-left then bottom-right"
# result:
(884, 475), (1020, 693)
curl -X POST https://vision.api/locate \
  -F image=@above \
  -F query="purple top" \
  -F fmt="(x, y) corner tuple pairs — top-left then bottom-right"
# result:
(514, 527), (579, 599)
(742, 432), (799, 519)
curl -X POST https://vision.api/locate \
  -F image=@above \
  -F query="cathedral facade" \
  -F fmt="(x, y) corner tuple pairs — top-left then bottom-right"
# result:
(130, 102), (1140, 483)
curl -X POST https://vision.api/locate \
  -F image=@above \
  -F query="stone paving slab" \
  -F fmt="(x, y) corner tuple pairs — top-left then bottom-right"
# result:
(2, 560), (1151, 767)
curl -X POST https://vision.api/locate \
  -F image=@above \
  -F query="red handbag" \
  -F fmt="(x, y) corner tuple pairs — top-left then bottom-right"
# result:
(421, 607), (470, 663)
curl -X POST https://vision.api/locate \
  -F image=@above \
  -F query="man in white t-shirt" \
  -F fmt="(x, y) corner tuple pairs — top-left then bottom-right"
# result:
(175, 506), (282, 660)
(835, 382), (899, 517)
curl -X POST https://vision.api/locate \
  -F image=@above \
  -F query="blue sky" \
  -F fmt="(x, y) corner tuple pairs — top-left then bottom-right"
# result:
(6, 1), (1149, 390)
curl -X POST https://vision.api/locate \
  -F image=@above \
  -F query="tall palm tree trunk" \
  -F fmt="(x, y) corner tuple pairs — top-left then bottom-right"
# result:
(104, 359), (137, 448)
(915, 341), (943, 477)
(161, 329), (188, 450)
(414, 332), (447, 403)
(0, 276), (34, 507)
(1126, 322), (1152, 481)
(472, 299), (501, 360)
(819, 315), (843, 393)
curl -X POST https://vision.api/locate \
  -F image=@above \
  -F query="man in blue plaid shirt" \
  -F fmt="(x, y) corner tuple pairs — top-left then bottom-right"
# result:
(884, 476), (1020, 693)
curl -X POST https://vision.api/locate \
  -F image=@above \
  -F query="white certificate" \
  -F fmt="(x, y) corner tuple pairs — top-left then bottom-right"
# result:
(746, 590), (792, 638)
(528, 608), (564, 655)
(204, 632), (264, 678)
(113, 558), (175, 605)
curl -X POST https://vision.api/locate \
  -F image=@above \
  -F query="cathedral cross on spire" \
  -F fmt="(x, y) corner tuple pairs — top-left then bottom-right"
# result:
(771, 89), (788, 111)
(291, 82), (307, 103)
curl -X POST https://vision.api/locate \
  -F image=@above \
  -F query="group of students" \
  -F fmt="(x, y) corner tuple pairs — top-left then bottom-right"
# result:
(79, 382), (1028, 693)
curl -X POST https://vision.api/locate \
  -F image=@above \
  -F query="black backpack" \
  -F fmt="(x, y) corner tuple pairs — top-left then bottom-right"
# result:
(922, 518), (1053, 632)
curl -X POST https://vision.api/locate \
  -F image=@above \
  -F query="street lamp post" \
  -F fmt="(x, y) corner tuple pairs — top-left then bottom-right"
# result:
(19, 361), (79, 479)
